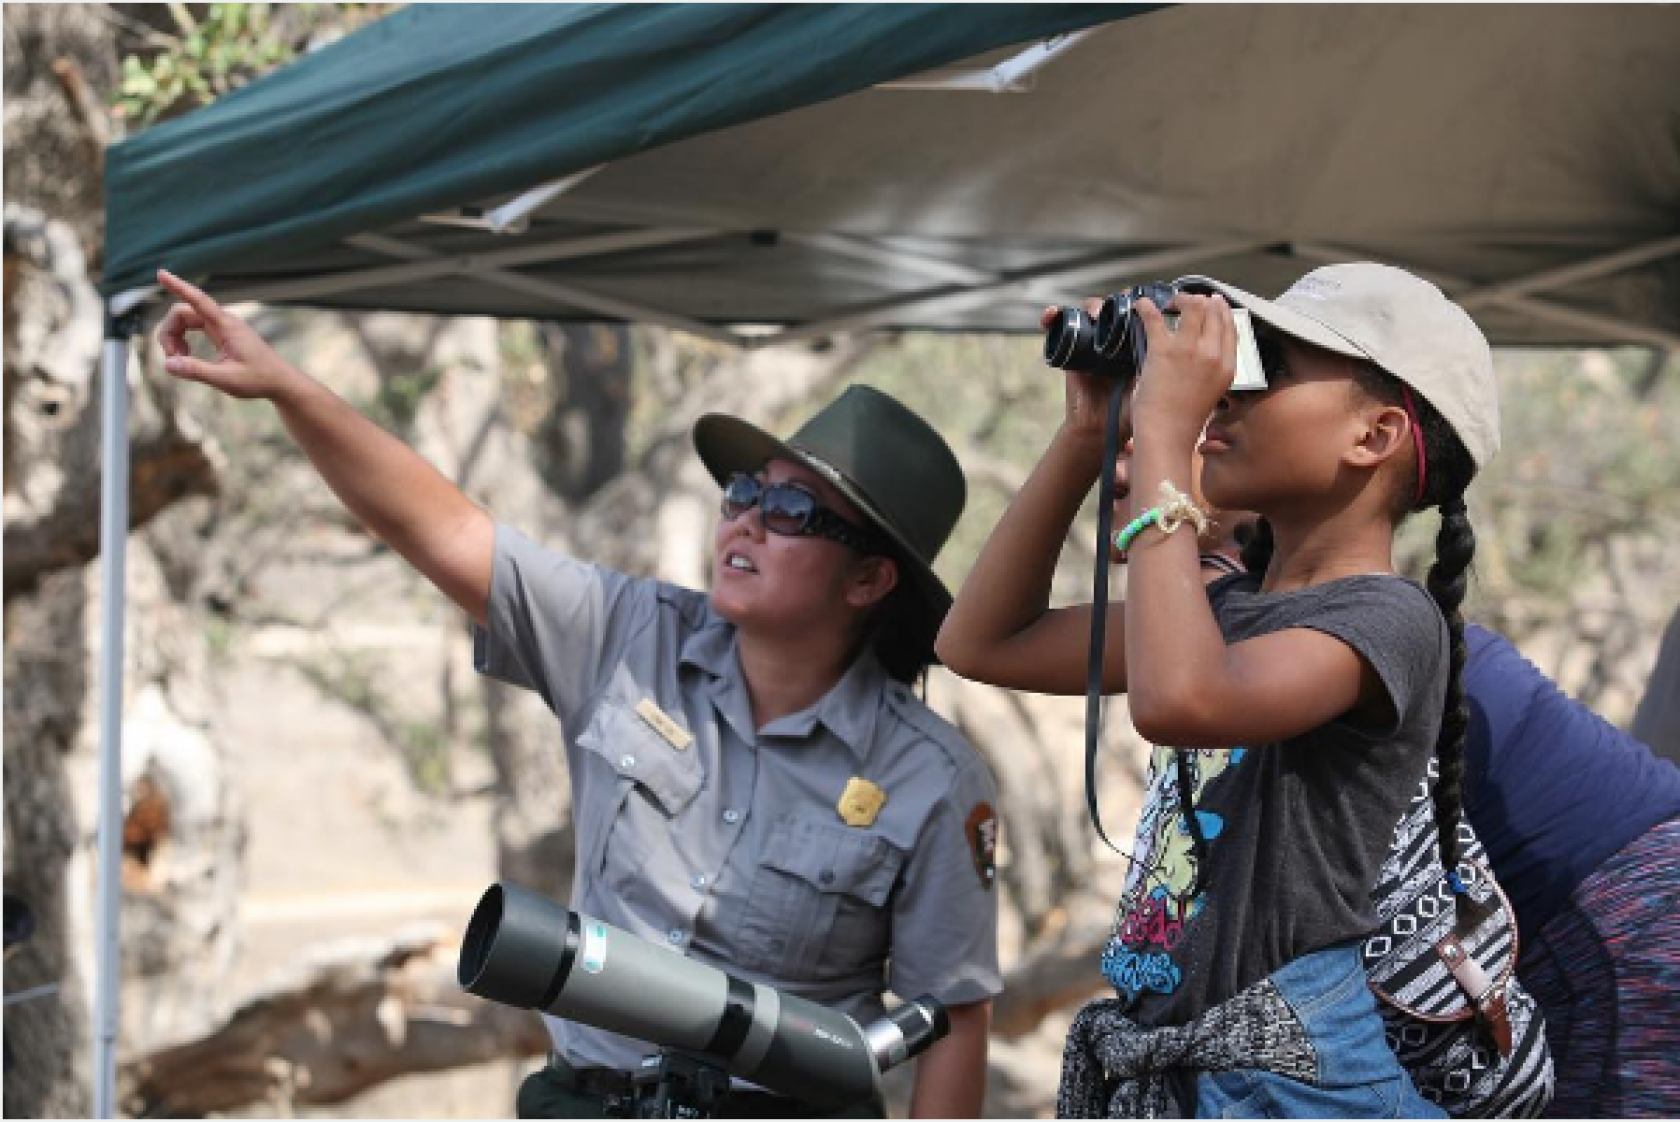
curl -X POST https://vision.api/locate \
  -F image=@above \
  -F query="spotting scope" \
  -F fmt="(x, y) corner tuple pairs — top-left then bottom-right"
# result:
(458, 882), (948, 1111)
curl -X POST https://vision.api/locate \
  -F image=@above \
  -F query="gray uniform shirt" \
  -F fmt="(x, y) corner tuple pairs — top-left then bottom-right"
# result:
(473, 525), (1002, 1071)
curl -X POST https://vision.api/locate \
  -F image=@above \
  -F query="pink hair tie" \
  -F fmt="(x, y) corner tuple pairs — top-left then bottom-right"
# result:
(1400, 384), (1427, 507)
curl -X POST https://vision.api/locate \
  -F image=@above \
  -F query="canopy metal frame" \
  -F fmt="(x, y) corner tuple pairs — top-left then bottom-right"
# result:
(129, 227), (1680, 352)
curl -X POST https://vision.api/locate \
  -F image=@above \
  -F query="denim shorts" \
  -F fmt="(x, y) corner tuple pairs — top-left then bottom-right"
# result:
(1194, 941), (1445, 1119)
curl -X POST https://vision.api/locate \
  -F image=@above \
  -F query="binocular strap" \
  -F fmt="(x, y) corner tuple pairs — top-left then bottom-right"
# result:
(1084, 386), (1129, 856)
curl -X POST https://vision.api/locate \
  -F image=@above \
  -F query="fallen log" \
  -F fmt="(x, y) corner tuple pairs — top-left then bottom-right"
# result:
(119, 928), (547, 1117)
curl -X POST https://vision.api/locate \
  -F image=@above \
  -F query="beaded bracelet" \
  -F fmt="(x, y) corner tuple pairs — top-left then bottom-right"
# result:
(1112, 481), (1210, 553)
(1112, 507), (1161, 553)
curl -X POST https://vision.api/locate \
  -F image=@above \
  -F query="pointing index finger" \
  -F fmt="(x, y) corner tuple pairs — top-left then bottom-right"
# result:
(156, 269), (222, 322)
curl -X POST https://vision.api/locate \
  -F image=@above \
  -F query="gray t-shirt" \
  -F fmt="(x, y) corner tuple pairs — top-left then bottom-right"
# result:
(1104, 573), (1448, 1027)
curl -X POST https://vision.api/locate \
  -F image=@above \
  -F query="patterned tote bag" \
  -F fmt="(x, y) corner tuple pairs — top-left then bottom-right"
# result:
(1362, 759), (1554, 1117)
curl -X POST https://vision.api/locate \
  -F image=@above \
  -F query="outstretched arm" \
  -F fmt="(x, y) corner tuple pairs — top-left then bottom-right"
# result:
(936, 303), (1131, 696)
(155, 269), (495, 625)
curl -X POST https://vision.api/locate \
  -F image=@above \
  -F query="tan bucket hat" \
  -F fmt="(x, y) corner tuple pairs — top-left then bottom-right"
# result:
(1181, 264), (1500, 469)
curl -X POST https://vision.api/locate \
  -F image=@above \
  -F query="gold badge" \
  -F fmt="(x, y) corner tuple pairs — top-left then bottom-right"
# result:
(837, 777), (887, 828)
(635, 698), (693, 751)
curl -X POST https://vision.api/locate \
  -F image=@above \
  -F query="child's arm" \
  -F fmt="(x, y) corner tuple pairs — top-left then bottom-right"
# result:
(1123, 294), (1383, 747)
(936, 414), (1130, 695)
(937, 305), (1135, 696)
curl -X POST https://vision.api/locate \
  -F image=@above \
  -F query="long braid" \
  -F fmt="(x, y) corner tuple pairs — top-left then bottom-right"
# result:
(1426, 497), (1474, 873)
(1350, 361), (1479, 876)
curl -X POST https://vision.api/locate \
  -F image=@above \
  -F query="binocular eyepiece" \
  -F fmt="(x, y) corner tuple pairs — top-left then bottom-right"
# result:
(458, 882), (948, 1111)
(1044, 281), (1181, 380)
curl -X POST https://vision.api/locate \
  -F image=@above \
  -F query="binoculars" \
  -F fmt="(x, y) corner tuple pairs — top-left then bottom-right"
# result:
(1044, 282), (1181, 381)
(1044, 279), (1270, 391)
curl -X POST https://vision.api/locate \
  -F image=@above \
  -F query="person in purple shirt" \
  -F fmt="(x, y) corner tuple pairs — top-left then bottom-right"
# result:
(1461, 624), (1680, 1119)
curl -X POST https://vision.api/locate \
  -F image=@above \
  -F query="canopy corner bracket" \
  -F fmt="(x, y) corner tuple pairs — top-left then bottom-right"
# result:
(875, 28), (1099, 93)
(419, 165), (606, 235)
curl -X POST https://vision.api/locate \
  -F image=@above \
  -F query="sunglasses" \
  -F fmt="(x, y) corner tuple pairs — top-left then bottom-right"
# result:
(721, 473), (887, 554)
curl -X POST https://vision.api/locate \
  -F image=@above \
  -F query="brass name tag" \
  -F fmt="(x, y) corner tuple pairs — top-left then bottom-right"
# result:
(838, 777), (886, 827)
(635, 698), (693, 751)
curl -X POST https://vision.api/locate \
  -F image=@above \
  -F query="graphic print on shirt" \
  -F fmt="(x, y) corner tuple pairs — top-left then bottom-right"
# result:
(1102, 745), (1246, 1002)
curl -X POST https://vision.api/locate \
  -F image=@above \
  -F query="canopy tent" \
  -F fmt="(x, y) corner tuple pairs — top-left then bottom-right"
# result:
(91, 3), (1680, 1115)
(104, 4), (1680, 348)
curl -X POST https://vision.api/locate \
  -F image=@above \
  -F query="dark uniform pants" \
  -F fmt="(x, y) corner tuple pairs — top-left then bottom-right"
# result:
(516, 1057), (885, 1119)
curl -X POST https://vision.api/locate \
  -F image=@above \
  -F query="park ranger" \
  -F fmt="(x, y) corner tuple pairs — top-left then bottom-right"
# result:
(153, 268), (1001, 1118)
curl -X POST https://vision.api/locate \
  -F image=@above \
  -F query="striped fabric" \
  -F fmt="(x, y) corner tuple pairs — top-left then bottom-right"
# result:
(1517, 817), (1680, 1119)
(1198, 552), (1246, 577)
(1362, 758), (1554, 1117)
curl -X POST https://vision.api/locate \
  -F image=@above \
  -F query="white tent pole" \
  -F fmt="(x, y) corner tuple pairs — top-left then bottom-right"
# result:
(93, 304), (140, 1119)
(1451, 234), (1680, 310)
(342, 232), (748, 346)
(780, 233), (1002, 287)
(759, 239), (1270, 348)
(217, 227), (721, 305)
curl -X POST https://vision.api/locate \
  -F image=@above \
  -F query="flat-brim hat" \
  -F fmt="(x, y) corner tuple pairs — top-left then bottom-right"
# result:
(1181, 263), (1500, 470)
(693, 384), (967, 662)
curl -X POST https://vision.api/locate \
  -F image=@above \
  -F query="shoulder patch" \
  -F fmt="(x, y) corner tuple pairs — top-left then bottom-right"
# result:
(965, 802), (999, 890)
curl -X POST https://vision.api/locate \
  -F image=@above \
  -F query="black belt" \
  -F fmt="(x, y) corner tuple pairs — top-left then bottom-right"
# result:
(546, 1054), (816, 1117)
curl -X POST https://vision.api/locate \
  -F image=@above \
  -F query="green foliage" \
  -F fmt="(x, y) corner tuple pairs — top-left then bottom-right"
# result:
(495, 321), (553, 437)
(115, 3), (395, 128)
(364, 364), (445, 439)
(1463, 348), (1679, 610)
(117, 5), (286, 126)
(202, 612), (238, 661)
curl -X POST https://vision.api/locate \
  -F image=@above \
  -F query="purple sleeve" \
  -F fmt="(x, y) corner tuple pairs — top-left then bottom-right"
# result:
(1461, 623), (1680, 937)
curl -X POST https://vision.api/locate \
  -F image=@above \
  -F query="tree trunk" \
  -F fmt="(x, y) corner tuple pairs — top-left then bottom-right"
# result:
(5, 8), (235, 1114)
(4, 568), (93, 1119)
(4, 10), (117, 1116)
(535, 323), (632, 503)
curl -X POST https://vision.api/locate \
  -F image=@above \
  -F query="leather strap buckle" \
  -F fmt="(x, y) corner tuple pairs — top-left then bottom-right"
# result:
(1435, 933), (1514, 1056)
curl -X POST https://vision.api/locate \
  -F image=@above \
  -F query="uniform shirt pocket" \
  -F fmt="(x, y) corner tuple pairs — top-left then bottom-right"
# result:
(576, 696), (703, 814)
(574, 695), (704, 887)
(738, 815), (905, 985)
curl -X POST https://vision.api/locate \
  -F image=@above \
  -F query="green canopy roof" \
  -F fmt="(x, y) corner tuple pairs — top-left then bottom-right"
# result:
(103, 3), (1139, 298)
(103, 4), (1680, 349)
